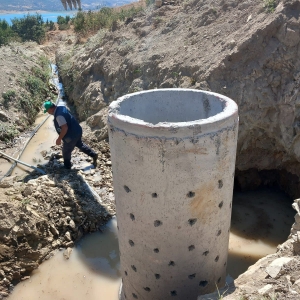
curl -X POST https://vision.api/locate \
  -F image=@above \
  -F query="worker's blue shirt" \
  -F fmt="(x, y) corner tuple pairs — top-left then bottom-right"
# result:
(53, 106), (82, 142)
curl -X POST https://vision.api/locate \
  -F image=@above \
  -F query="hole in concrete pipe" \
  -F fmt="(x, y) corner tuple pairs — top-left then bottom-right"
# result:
(132, 293), (138, 299)
(131, 265), (137, 272)
(170, 290), (177, 296)
(155, 274), (161, 279)
(187, 191), (195, 198)
(144, 287), (151, 292)
(218, 180), (223, 188)
(152, 193), (158, 198)
(124, 185), (131, 193)
(219, 201), (223, 208)
(154, 220), (163, 227)
(125, 271), (128, 276)
(130, 213), (135, 221)
(203, 250), (209, 256)
(129, 240), (134, 246)
(153, 248), (159, 253)
(188, 273), (196, 279)
(215, 255), (219, 262)
(218, 277), (221, 283)
(188, 245), (195, 251)
(168, 261), (175, 266)
(199, 280), (208, 287)
(217, 229), (222, 236)
(188, 218), (197, 226)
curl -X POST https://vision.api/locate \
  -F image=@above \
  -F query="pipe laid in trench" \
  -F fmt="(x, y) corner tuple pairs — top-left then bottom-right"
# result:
(0, 150), (46, 175)
(0, 114), (51, 180)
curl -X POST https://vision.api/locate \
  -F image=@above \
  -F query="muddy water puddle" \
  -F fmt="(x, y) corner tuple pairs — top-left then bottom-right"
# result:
(228, 187), (294, 278)
(0, 160), (13, 177)
(0, 114), (57, 178)
(11, 114), (57, 176)
(8, 218), (121, 300)
(7, 188), (294, 299)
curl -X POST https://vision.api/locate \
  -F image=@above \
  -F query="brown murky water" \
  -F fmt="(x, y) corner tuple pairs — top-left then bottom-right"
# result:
(11, 113), (57, 176)
(228, 188), (294, 278)
(0, 109), (58, 178)
(8, 218), (121, 300)
(7, 188), (294, 300)
(0, 160), (12, 178)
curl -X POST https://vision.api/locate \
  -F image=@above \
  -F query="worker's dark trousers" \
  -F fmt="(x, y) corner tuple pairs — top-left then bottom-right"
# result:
(62, 135), (97, 168)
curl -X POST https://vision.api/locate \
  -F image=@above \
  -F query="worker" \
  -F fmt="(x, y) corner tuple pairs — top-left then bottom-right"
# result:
(43, 100), (98, 169)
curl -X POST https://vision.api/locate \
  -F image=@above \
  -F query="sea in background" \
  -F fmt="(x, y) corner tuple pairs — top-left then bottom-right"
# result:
(0, 11), (77, 25)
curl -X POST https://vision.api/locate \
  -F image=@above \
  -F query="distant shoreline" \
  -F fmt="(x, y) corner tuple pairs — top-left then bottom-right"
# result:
(0, 10), (77, 14)
(0, 1), (140, 16)
(0, 10), (78, 24)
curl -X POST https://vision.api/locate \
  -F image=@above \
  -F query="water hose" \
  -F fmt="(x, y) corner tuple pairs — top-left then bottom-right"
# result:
(0, 114), (51, 180)
(0, 150), (46, 175)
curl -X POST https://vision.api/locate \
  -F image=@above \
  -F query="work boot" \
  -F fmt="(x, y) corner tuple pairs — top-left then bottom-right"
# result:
(64, 159), (72, 169)
(92, 153), (98, 167)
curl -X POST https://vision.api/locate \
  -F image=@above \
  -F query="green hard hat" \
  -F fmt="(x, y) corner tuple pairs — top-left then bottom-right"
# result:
(43, 100), (54, 113)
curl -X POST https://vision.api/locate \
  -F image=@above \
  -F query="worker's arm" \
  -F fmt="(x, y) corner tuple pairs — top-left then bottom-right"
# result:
(56, 124), (68, 145)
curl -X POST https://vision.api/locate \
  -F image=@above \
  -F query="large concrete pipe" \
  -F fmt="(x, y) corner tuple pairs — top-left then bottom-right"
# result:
(108, 89), (239, 300)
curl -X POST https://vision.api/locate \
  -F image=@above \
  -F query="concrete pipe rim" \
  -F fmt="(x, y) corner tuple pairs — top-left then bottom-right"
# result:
(108, 88), (238, 138)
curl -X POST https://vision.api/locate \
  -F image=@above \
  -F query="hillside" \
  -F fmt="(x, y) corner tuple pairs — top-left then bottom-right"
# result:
(0, 0), (138, 12)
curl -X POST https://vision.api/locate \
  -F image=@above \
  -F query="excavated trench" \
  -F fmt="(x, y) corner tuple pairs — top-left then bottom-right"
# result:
(3, 68), (296, 299)
(3, 69), (296, 298)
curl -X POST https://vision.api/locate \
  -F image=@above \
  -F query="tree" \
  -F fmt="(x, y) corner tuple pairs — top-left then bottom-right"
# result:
(57, 15), (70, 30)
(0, 20), (16, 47)
(73, 11), (85, 32)
(57, 15), (65, 25)
(49, 21), (55, 31)
(11, 14), (45, 44)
